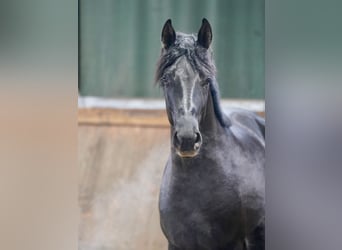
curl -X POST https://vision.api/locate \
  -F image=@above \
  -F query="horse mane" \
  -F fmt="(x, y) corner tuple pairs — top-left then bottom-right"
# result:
(155, 32), (231, 128)
(209, 80), (231, 128)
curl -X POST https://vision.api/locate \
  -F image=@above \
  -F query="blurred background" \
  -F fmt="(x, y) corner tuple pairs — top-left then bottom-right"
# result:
(78, 0), (264, 249)
(1, 1), (341, 250)
(79, 0), (264, 98)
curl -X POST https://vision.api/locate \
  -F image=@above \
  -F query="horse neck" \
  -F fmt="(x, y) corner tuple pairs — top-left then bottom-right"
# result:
(199, 88), (226, 137)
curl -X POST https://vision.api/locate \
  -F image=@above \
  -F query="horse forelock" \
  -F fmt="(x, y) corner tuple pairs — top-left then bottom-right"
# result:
(155, 33), (216, 84)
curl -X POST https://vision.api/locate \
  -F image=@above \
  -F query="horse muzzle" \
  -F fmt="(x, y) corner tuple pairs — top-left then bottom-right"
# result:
(173, 130), (202, 158)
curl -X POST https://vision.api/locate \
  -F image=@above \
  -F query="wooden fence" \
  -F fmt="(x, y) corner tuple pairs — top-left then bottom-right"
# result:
(78, 97), (264, 250)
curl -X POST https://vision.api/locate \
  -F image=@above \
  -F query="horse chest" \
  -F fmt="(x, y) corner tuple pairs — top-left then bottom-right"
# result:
(159, 166), (242, 249)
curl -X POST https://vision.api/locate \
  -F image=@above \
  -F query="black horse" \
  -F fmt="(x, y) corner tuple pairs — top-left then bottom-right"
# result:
(156, 19), (265, 250)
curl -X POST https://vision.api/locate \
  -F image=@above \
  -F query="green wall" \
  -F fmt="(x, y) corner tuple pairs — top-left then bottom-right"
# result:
(79, 0), (264, 99)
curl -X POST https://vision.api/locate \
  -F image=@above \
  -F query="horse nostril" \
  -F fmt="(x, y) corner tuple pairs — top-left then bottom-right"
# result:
(195, 132), (202, 144)
(173, 132), (181, 146)
(194, 132), (202, 151)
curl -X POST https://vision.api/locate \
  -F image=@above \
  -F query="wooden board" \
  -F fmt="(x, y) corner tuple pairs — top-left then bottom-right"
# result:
(78, 108), (169, 127)
(78, 98), (265, 127)
(79, 125), (169, 250)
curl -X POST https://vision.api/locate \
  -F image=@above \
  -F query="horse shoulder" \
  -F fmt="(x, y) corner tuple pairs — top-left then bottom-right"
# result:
(225, 109), (265, 149)
(224, 110), (265, 233)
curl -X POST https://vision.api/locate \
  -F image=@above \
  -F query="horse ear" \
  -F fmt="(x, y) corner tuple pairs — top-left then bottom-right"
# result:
(161, 19), (176, 49)
(197, 18), (212, 49)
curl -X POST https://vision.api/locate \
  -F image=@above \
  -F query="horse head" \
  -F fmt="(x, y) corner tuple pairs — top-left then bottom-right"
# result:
(156, 19), (216, 158)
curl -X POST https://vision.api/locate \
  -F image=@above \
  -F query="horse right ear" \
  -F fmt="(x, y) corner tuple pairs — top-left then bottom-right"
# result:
(161, 19), (176, 49)
(197, 18), (212, 49)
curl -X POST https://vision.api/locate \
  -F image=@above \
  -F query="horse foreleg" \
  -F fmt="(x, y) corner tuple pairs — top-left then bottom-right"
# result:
(248, 221), (265, 250)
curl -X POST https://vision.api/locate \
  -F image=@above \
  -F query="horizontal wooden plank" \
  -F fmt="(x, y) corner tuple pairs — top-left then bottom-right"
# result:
(78, 108), (169, 127)
(78, 98), (265, 127)
(78, 108), (264, 127)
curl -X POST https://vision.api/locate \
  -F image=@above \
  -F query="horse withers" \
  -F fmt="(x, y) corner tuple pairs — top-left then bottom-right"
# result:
(156, 19), (265, 250)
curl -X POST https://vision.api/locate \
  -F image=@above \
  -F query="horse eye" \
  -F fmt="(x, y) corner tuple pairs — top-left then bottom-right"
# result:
(201, 79), (210, 88)
(161, 76), (169, 87)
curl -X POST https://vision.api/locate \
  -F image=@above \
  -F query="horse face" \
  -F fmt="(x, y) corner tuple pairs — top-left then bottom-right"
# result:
(159, 19), (213, 158)
(161, 57), (211, 158)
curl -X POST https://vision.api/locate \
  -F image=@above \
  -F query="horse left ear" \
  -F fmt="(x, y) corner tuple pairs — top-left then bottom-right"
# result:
(197, 18), (212, 49)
